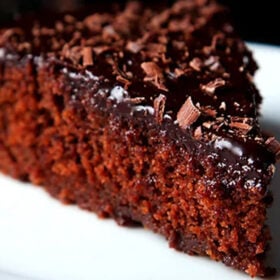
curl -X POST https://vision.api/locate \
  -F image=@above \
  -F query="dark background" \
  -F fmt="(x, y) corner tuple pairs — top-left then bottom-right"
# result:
(219, 0), (279, 46)
(0, 0), (279, 46)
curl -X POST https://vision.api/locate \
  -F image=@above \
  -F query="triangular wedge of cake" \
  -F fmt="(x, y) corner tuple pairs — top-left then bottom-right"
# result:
(0, 0), (279, 276)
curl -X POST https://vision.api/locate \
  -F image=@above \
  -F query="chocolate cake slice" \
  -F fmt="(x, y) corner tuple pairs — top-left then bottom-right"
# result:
(0, 0), (278, 277)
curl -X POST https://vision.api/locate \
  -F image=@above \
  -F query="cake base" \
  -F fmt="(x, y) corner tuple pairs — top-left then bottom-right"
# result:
(0, 61), (273, 276)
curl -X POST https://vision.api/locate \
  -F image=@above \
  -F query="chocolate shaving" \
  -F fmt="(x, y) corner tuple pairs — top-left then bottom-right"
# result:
(172, 40), (186, 51)
(200, 78), (226, 96)
(61, 45), (83, 65)
(64, 15), (76, 24)
(68, 31), (82, 47)
(177, 97), (201, 129)
(203, 56), (225, 73)
(141, 61), (160, 76)
(189, 57), (203, 72)
(112, 62), (132, 88)
(93, 45), (111, 55)
(229, 122), (252, 133)
(265, 137), (280, 161)
(149, 9), (170, 28)
(55, 21), (64, 32)
(229, 117), (253, 134)
(82, 47), (94, 67)
(154, 94), (167, 124)
(51, 38), (61, 51)
(146, 43), (167, 58)
(126, 41), (142, 53)
(201, 107), (217, 117)
(76, 21), (84, 31)
(194, 126), (202, 140)
(0, 28), (23, 44)
(116, 75), (132, 88)
(158, 35), (168, 45)
(102, 25), (118, 40)
(223, 72), (230, 78)
(39, 27), (55, 36)
(213, 123), (225, 131)
(174, 68), (185, 78)
(84, 14), (111, 33)
(124, 97), (145, 104)
(141, 62), (167, 91)
(161, 53), (172, 64)
(202, 121), (213, 129)
(18, 42), (31, 52)
(219, 101), (226, 110)
(210, 33), (225, 51)
(230, 116), (252, 123)
(204, 56), (219, 67)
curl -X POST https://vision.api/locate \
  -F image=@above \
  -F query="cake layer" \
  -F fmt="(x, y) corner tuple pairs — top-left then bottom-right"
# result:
(0, 0), (278, 277)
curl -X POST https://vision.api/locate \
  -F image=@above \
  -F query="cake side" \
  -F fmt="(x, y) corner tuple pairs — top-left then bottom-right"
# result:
(0, 56), (275, 276)
(0, 0), (278, 277)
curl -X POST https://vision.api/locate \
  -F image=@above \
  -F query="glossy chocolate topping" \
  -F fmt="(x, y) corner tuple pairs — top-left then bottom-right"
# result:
(0, 0), (278, 191)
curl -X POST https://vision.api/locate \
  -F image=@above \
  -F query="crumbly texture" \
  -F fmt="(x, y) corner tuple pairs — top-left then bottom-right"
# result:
(0, 0), (278, 277)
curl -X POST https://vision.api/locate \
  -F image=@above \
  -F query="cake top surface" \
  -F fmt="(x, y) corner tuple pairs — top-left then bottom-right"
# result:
(0, 0), (279, 178)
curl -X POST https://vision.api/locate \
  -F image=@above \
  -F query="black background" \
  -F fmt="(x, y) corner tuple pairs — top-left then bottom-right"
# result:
(0, 0), (279, 46)
(219, 0), (279, 46)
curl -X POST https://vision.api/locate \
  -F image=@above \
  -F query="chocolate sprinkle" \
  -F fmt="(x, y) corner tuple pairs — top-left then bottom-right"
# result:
(219, 101), (226, 110)
(189, 57), (203, 72)
(200, 78), (226, 96)
(200, 106), (217, 117)
(126, 41), (142, 53)
(177, 97), (201, 129)
(124, 97), (145, 104)
(194, 126), (203, 139)
(154, 94), (167, 124)
(229, 122), (252, 133)
(82, 47), (94, 67)
(229, 117), (253, 134)
(141, 62), (167, 91)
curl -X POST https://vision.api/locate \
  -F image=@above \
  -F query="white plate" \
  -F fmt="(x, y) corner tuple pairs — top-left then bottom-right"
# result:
(0, 43), (279, 280)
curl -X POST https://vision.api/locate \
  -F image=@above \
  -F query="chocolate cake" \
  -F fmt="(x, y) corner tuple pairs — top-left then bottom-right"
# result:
(0, 0), (279, 277)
